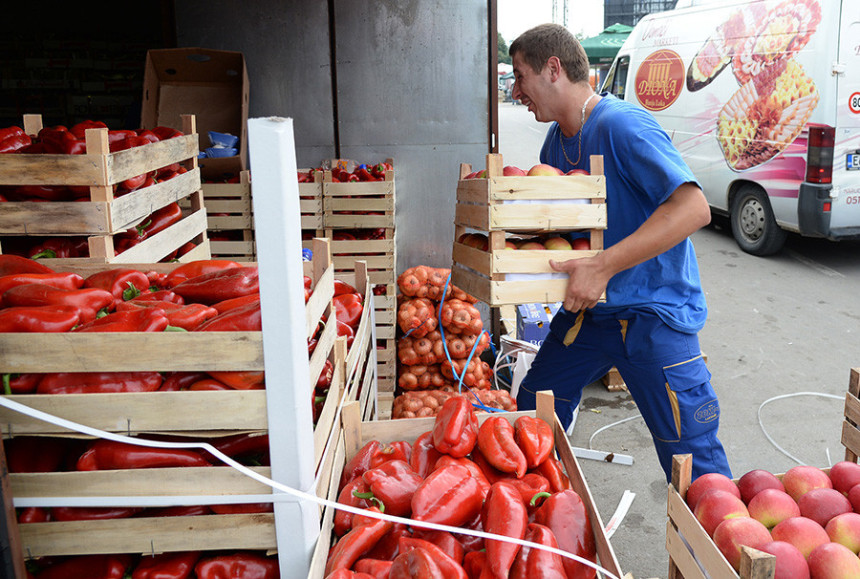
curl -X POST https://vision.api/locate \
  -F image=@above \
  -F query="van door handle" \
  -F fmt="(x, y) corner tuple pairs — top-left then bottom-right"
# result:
(832, 62), (847, 75)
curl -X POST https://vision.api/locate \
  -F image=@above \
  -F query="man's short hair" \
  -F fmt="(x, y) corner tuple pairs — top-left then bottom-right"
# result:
(509, 23), (590, 84)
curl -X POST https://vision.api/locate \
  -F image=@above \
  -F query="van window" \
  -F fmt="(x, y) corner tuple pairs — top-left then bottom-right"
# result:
(604, 56), (629, 100)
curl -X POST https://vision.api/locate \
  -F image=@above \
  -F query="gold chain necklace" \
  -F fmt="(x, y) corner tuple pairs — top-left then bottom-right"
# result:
(560, 93), (599, 167)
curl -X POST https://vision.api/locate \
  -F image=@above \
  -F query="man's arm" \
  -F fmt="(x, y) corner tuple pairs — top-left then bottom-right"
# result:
(550, 182), (710, 312)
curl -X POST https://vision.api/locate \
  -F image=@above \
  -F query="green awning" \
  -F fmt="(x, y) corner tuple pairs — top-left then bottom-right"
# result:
(580, 23), (633, 66)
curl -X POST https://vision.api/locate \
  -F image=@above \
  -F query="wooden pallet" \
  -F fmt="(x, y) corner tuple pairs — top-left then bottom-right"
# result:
(0, 114), (209, 265)
(666, 367), (860, 578)
(307, 391), (625, 578)
(451, 153), (606, 306)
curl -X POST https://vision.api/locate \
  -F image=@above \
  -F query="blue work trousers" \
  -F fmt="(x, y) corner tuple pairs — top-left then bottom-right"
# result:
(516, 308), (731, 482)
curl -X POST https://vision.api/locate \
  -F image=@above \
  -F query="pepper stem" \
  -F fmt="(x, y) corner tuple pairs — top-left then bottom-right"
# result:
(530, 491), (552, 507)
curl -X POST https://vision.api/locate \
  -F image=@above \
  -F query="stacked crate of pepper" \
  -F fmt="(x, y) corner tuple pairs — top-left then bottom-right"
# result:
(320, 159), (398, 402)
(0, 114), (211, 266)
(451, 153), (606, 306)
(0, 240), (354, 571)
(199, 170), (256, 262)
(392, 264), (517, 420)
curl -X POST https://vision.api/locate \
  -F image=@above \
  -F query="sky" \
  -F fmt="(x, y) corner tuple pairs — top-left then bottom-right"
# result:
(497, 0), (605, 46)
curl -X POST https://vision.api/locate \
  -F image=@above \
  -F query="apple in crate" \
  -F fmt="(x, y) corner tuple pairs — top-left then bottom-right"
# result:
(807, 542), (860, 578)
(517, 240), (546, 250)
(503, 165), (527, 176)
(693, 489), (749, 537)
(771, 516), (830, 559)
(566, 169), (590, 175)
(782, 465), (832, 501)
(797, 487), (852, 527)
(543, 236), (572, 250)
(825, 512), (860, 554)
(738, 468), (785, 504)
(686, 472), (741, 511)
(713, 516), (772, 571)
(527, 164), (563, 176)
(571, 238), (590, 250)
(829, 461), (860, 496)
(748, 488), (801, 529)
(758, 541), (810, 579)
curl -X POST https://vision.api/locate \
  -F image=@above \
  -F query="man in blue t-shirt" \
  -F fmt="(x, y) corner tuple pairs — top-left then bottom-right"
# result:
(509, 24), (731, 482)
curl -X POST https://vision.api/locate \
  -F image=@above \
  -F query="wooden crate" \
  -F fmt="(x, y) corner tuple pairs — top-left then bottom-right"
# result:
(451, 153), (606, 306)
(300, 168), (325, 233)
(200, 170), (256, 261)
(307, 390), (625, 578)
(0, 243), (353, 558)
(0, 114), (209, 265)
(665, 367), (860, 578)
(322, 162), (395, 231)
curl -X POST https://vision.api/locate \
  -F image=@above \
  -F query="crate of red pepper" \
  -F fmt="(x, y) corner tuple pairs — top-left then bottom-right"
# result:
(0, 114), (210, 265)
(0, 245), (352, 559)
(307, 391), (624, 578)
(323, 159), (395, 231)
(199, 170), (256, 262)
(298, 167), (325, 233)
(451, 153), (607, 306)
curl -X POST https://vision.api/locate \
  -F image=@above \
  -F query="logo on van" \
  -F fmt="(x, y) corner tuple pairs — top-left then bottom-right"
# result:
(635, 50), (684, 111)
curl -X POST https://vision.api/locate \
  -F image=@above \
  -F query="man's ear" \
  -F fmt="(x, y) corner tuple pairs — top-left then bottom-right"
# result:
(545, 56), (563, 81)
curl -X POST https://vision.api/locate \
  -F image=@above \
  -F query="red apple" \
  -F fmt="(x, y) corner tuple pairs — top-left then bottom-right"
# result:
(517, 240), (546, 250)
(782, 465), (832, 501)
(713, 516), (773, 571)
(504, 239), (518, 249)
(543, 236), (572, 250)
(771, 517), (830, 559)
(830, 461), (860, 496)
(748, 488), (801, 529)
(463, 171), (479, 179)
(758, 541), (811, 579)
(527, 164), (563, 176)
(694, 489), (750, 537)
(738, 469), (786, 504)
(798, 487), (853, 527)
(502, 165), (526, 176)
(686, 472), (741, 511)
(475, 169), (488, 179)
(848, 483), (860, 513)
(807, 542), (860, 578)
(571, 237), (590, 250)
(565, 169), (590, 175)
(825, 511), (860, 553)
(459, 233), (488, 251)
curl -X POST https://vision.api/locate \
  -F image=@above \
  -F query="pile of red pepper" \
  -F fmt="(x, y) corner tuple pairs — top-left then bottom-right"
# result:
(23, 549), (279, 578)
(297, 160), (393, 184)
(326, 395), (598, 578)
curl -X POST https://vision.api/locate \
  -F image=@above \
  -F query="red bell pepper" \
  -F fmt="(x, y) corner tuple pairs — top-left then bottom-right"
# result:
(0, 126), (31, 154)
(76, 438), (212, 470)
(431, 396), (478, 458)
(7, 184), (75, 201)
(83, 268), (151, 306)
(408, 530), (465, 565)
(37, 371), (163, 394)
(189, 378), (233, 391)
(116, 300), (219, 331)
(132, 550), (201, 579)
(17, 506), (50, 523)
(0, 271), (84, 296)
(334, 279), (358, 296)
(389, 544), (466, 579)
(353, 558), (394, 579)
(152, 126), (184, 140)
(209, 503), (273, 514)
(158, 371), (209, 391)
(533, 489), (598, 579)
(340, 439), (412, 490)
(326, 570), (375, 579)
(138, 202), (183, 237)
(326, 507), (393, 576)
(531, 457), (571, 494)
(477, 415), (527, 478)
(432, 455), (491, 498)
(171, 265), (259, 305)
(411, 464), (483, 527)
(207, 432), (270, 462)
(144, 505), (212, 517)
(337, 319), (356, 349)
(39, 126), (86, 155)
(4, 436), (69, 472)
(334, 477), (373, 537)
(50, 506), (144, 521)
(463, 550), (487, 579)
(194, 552), (279, 579)
(205, 370), (265, 390)
(514, 415), (555, 469)
(33, 554), (133, 579)
(73, 308), (170, 332)
(27, 237), (83, 259)
(211, 292), (260, 314)
(132, 289), (184, 305)
(2, 283), (113, 323)
(164, 259), (242, 288)
(69, 120), (108, 140)
(0, 305), (81, 332)
(507, 473), (552, 509)
(2, 372), (41, 394)
(410, 431), (444, 479)
(0, 254), (55, 276)
(509, 523), (568, 579)
(333, 291), (363, 328)
(481, 481), (529, 579)
(361, 522), (411, 561)
(360, 459), (423, 517)
(397, 537), (468, 578)
(193, 299), (261, 331)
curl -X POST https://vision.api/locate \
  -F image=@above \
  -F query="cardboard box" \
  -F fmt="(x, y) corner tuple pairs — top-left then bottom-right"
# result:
(141, 47), (249, 181)
(516, 302), (561, 347)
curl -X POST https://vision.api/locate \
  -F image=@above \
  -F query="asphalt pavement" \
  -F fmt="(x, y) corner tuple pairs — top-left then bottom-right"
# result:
(497, 102), (860, 578)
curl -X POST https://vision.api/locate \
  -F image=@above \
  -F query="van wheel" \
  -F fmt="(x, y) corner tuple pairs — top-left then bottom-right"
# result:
(730, 186), (787, 256)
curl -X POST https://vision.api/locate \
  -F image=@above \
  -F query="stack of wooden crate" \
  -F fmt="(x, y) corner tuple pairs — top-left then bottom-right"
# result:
(0, 114), (210, 265)
(199, 170), (256, 262)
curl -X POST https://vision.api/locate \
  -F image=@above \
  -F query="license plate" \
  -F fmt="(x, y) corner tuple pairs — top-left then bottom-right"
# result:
(847, 153), (860, 171)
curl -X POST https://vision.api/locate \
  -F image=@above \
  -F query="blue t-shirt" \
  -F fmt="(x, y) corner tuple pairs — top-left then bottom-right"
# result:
(540, 93), (707, 333)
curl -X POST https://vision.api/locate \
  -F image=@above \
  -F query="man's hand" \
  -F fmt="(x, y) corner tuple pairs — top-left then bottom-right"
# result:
(549, 255), (610, 313)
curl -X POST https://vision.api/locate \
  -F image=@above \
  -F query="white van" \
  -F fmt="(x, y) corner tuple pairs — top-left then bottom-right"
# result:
(601, 0), (860, 255)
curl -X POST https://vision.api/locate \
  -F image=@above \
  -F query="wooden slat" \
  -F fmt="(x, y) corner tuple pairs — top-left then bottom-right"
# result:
(490, 202), (606, 231)
(667, 486), (737, 577)
(666, 522), (708, 579)
(111, 207), (207, 263)
(324, 181), (394, 197)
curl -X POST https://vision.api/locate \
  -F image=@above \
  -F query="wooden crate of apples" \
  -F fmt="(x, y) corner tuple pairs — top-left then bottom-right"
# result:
(451, 153), (606, 306)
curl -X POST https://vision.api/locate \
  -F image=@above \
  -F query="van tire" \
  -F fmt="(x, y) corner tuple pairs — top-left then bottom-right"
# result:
(730, 186), (787, 256)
